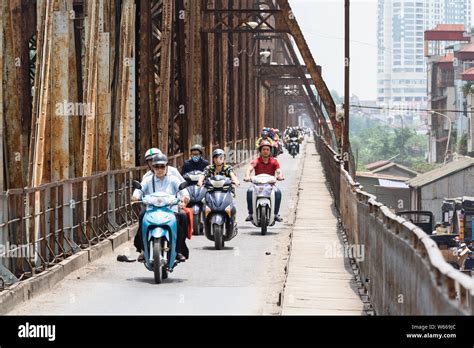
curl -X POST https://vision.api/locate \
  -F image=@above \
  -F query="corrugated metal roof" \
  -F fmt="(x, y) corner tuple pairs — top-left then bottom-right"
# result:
(460, 43), (474, 52)
(372, 162), (418, 177)
(356, 171), (409, 182)
(378, 179), (409, 188)
(462, 66), (474, 81)
(439, 53), (455, 62)
(366, 160), (391, 171)
(433, 24), (465, 31)
(408, 157), (474, 188)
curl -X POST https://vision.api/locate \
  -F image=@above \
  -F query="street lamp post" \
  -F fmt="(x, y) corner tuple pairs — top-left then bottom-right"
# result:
(343, 0), (350, 171)
(430, 110), (452, 165)
(397, 115), (404, 161)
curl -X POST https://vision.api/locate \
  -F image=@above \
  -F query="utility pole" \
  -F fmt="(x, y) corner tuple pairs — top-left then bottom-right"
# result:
(343, 0), (350, 171)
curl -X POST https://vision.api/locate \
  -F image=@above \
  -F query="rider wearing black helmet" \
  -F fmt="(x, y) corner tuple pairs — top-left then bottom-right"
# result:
(181, 144), (210, 175)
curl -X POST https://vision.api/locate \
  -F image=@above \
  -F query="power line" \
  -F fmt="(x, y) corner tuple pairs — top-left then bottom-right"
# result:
(350, 104), (474, 114)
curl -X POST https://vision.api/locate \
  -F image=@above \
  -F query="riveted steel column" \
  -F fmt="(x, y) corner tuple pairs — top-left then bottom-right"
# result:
(0, 0), (4, 192)
(138, 0), (152, 163)
(3, 0), (25, 190)
(158, 0), (173, 155)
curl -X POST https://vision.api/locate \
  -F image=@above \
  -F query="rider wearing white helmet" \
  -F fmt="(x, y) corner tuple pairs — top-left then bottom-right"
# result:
(132, 148), (185, 261)
(142, 148), (185, 183)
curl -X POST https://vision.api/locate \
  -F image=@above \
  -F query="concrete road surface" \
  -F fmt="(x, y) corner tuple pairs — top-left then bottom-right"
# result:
(9, 143), (308, 315)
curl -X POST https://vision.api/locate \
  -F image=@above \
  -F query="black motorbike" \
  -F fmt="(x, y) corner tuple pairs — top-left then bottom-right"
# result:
(183, 170), (207, 235)
(289, 137), (299, 158)
(203, 175), (238, 250)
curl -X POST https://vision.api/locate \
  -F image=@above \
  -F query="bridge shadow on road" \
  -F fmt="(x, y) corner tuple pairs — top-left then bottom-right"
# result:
(246, 231), (278, 236)
(126, 277), (188, 285)
(198, 246), (235, 251)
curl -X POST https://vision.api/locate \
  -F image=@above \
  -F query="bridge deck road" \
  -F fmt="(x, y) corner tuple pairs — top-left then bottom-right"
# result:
(9, 142), (310, 315)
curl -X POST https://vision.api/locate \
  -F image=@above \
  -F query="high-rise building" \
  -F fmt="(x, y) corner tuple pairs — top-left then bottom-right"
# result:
(377, 0), (471, 109)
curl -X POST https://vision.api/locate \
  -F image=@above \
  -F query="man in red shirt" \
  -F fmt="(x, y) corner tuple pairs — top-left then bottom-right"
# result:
(244, 141), (284, 222)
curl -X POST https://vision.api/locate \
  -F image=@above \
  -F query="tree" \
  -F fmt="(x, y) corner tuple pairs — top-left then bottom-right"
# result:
(350, 116), (428, 171)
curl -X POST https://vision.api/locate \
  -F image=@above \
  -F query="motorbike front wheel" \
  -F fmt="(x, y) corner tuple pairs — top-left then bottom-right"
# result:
(213, 224), (224, 250)
(193, 214), (200, 236)
(153, 238), (164, 284)
(259, 206), (268, 236)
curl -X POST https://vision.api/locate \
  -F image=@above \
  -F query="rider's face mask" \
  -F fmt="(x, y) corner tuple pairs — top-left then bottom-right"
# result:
(192, 155), (200, 162)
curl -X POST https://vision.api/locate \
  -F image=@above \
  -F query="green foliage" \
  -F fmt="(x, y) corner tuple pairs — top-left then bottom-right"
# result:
(458, 133), (468, 155)
(462, 82), (474, 95)
(350, 113), (428, 171)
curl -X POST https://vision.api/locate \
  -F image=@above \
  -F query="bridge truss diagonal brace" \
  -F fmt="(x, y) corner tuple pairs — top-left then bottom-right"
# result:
(276, 0), (341, 148)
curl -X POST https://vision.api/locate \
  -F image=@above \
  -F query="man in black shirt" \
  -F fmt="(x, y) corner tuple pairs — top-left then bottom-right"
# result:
(181, 144), (210, 175)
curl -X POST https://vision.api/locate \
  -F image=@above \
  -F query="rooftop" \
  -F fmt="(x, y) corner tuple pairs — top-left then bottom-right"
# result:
(365, 160), (391, 171)
(372, 162), (419, 178)
(356, 171), (410, 182)
(407, 157), (474, 188)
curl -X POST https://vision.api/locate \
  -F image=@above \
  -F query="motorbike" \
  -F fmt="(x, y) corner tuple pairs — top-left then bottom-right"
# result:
(272, 140), (283, 157)
(454, 243), (474, 272)
(289, 137), (299, 158)
(132, 180), (185, 284)
(203, 175), (238, 250)
(248, 174), (278, 235)
(183, 170), (207, 235)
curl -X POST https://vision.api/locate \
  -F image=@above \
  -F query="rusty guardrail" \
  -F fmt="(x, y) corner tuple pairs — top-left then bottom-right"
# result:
(315, 133), (474, 315)
(0, 145), (257, 289)
(0, 167), (148, 286)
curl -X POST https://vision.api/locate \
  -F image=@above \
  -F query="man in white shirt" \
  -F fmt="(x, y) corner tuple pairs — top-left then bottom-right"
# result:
(141, 147), (184, 183)
(132, 154), (190, 262)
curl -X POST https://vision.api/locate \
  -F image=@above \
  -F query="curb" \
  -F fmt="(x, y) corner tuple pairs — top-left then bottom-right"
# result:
(277, 140), (309, 312)
(0, 226), (135, 315)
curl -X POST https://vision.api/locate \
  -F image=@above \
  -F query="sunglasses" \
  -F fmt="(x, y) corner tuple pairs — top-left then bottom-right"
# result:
(153, 165), (167, 169)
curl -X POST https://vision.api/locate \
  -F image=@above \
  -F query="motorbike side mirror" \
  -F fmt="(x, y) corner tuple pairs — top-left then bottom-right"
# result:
(132, 180), (142, 190)
(178, 182), (189, 191)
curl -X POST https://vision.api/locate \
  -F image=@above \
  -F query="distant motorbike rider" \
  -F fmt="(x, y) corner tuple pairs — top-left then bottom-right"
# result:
(197, 149), (240, 191)
(181, 144), (210, 175)
(244, 140), (284, 222)
(255, 128), (275, 148)
(271, 128), (283, 155)
(132, 154), (190, 263)
(287, 128), (301, 154)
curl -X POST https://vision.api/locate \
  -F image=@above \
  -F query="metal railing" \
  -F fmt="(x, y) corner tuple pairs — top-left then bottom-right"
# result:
(0, 167), (148, 285)
(315, 133), (474, 315)
(0, 142), (257, 288)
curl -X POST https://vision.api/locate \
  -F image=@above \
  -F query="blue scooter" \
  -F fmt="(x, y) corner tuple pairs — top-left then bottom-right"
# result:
(132, 180), (186, 284)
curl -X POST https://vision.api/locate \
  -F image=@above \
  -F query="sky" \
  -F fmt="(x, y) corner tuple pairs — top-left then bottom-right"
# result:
(289, 0), (474, 101)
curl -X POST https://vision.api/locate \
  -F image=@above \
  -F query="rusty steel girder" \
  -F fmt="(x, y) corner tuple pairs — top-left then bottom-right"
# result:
(1, 0), (339, 192)
(202, 2), (288, 34)
(257, 64), (309, 77)
(276, 0), (339, 147)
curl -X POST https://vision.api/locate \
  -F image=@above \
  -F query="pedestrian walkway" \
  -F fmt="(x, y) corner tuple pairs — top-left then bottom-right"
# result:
(281, 140), (364, 315)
